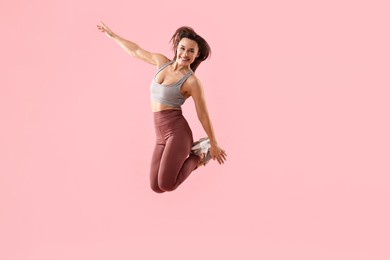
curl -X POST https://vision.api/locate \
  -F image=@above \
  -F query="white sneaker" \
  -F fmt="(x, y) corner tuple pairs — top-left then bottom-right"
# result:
(191, 137), (210, 156)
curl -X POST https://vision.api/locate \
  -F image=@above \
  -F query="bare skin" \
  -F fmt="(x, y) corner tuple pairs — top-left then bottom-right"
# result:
(97, 21), (227, 165)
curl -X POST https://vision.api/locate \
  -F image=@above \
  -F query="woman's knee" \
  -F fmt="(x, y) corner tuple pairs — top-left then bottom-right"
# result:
(158, 181), (177, 192)
(150, 182), (165, 193)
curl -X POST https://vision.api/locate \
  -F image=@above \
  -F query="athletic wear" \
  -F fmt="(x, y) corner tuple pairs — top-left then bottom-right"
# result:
(150, 109), (200, 193)
(150, 61), (193, 108)
(191, 137), (212, 166)
(191, 137), (211, 156)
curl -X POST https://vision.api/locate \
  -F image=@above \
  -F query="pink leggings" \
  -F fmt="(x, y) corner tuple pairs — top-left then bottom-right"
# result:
(150, 109), (200, 193)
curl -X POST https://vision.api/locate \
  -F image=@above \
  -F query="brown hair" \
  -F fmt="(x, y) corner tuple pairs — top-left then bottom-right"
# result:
(170, 26), (211, 72)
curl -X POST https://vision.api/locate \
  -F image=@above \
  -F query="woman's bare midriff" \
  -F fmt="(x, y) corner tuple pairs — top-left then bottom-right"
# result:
(151, 99), (181, 112)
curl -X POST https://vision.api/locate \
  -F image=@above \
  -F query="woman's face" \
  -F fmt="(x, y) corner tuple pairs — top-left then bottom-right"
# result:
(176, 38), (199, 66)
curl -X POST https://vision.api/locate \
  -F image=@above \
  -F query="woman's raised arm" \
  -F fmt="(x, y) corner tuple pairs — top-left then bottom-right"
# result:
(97, 21), (169, 67)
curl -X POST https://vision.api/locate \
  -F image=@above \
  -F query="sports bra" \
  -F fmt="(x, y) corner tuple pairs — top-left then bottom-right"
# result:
(150, 60), (193, 108)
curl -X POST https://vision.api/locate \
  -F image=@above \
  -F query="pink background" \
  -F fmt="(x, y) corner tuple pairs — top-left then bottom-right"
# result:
(1, 0), (389, 259)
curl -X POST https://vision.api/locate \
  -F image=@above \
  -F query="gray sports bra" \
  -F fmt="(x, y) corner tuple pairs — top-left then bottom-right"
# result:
(150, 60), (193, 108)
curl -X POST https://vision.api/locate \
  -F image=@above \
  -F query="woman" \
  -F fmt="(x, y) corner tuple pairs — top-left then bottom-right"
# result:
(97, 21), (226, 193)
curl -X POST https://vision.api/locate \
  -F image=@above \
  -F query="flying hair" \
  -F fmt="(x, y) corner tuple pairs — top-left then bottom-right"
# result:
(170, 26), (211, 72)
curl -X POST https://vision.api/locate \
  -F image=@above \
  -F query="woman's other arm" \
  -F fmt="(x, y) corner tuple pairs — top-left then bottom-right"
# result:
(190, 78), (227, 164)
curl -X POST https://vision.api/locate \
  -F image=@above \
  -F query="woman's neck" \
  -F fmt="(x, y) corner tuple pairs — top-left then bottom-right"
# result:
(171, 60), (190, 73)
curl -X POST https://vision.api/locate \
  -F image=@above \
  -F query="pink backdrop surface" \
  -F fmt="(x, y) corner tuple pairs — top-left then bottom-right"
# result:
(1, 0), (389, 259)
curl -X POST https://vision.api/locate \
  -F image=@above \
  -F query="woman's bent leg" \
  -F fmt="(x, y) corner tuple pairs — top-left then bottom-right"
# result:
(157, 135), (200, 191)
(150, 110), (201, 192)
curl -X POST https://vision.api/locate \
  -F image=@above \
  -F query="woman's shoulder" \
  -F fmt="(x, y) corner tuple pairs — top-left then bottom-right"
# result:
(183, 73), (203, 93)
(155, 55), (171, 68)
(186, 73), (201, 85)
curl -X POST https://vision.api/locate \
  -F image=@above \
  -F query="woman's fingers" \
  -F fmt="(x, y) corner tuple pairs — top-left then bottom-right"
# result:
(220, 151), (227, 162)
(100, 20), (107, 28)
(97, 21), (109, 31)
(210, 145), (227, 165)
(218, 156), (225, 164)
(97, 22), (114, 38)
(214, 149), (226, 164)
(97, 24), (105, 32)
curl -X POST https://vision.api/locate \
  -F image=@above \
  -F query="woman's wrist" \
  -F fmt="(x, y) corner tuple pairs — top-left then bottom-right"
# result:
(111, 32), (118, 39)
(209, 139), (218, 146)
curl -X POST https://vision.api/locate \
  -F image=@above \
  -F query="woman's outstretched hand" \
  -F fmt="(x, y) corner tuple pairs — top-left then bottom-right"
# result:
(97, 21), (115, 38)
(210, 144), (227, 165)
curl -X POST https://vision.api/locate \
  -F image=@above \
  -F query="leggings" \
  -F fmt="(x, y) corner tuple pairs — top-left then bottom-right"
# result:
(150, 109), (201, 193)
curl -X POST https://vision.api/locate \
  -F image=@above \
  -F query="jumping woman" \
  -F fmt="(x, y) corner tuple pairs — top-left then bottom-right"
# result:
(97, 21), (227, 193)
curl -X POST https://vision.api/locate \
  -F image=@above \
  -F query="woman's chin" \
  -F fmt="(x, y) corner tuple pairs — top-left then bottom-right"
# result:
(178, 58), (191, 65)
